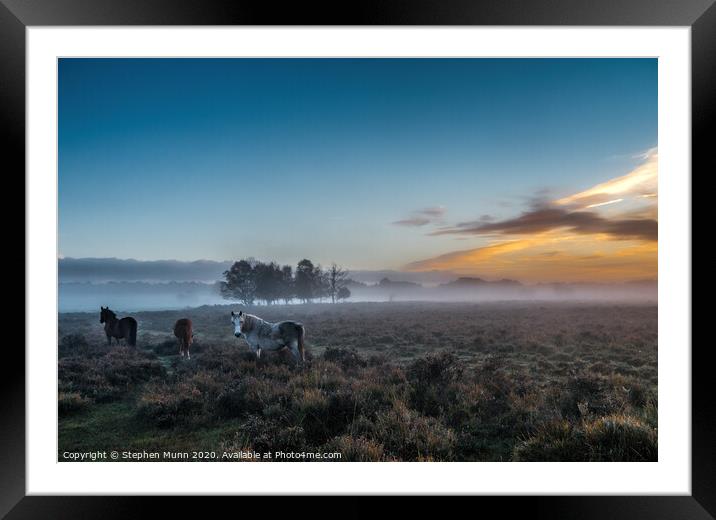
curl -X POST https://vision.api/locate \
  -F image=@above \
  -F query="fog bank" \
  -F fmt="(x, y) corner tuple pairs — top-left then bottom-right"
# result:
(59, 278), (656, 313)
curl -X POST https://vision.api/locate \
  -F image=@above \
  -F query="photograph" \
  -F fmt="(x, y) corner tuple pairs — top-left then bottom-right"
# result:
(56, 57), (659, 463)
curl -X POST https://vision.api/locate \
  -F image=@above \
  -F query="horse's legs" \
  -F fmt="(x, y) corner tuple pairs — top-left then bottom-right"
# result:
(289, 342), (301, 362)
(106, 334), (112, 346)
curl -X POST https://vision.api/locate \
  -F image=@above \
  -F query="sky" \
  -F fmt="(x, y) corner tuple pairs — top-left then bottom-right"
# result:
(59, 58), (657, 283)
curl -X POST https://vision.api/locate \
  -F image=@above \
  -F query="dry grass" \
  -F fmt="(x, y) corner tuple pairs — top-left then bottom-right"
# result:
(58, 301), (657, 461)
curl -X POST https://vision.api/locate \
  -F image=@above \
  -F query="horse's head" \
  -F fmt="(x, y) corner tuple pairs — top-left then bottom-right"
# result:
(100, 306), (115, 323)
(230, 310), (245, 337)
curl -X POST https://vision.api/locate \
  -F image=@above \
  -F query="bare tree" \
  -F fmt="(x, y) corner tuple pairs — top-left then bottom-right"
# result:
(326, 263), (350, 304)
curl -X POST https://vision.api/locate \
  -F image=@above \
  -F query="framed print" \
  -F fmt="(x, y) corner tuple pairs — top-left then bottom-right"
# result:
(4, 0), (711, 516)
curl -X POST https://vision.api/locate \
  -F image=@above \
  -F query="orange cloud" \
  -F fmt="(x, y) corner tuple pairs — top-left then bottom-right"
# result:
(404, 151), (658, 282)
(406, 234), (656, 282)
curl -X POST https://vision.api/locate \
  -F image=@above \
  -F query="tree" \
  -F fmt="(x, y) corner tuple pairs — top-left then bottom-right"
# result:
(326, 263), (350, 304)
(279, 265), (294, 304)
(295, 259), (323, 303)
(254, 261), (284, 305)
(337, 286), (351, 302)
(222, 257), (335, 305)
(220, 259), (256, 305)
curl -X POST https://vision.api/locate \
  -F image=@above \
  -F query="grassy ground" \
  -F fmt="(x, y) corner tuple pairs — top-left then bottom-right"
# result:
(58, 301), (657, 462)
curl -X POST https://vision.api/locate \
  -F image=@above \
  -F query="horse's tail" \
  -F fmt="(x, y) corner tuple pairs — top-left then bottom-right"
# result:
(297, 323), (305, 362)
(128, 318), (137, 347)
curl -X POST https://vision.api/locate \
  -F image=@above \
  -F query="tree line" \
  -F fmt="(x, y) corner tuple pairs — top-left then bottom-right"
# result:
(220, 258), (351, 305)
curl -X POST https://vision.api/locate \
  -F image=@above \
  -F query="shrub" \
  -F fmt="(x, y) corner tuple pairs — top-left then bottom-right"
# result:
(322, 347), (367, 370)
(556, 373), (616, 419)
(152, 339), (181, 356)
(215, 377), (270, 418)
(289, 361), (348, 392)
(513, 415), (657, 462)
(218, 432), (258, 462)
(137, 381), (204, 428)
(194, 345), (253, 373)
(408, 352), (462, 387)
(233, 416), (306, 454)
(352, 378), (397, 419)
(58, 391), (93, 416)
(408, 352), (463, 416)
(322, 435), (385, 461)
(59, 334), (96, 358)
(291, 387), (338, 444)
(101, 349), (165, 387)
(153, 339), (204, 356)
(58, 348), (164, 402)
(582, 415), (657, 461)
(368, 401), (455, 461)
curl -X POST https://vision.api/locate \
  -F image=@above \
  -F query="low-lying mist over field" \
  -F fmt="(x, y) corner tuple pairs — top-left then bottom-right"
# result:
(59, 257), (657, 312)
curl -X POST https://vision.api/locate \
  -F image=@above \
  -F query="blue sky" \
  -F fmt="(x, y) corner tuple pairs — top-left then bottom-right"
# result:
(58, 58), (657, 277)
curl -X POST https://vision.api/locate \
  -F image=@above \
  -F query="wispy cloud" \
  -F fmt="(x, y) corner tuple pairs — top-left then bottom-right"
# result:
(586, 198), (623, 209)
(419, 206), (446, 218)
(393, 217), (432, 227)
(556, 148), (657, 210)
(392, 206), (446, 227)
(431, 206), (657, 241)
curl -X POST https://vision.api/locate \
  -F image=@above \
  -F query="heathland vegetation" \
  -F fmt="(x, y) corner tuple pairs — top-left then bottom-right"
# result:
(58, 302), (657, 462)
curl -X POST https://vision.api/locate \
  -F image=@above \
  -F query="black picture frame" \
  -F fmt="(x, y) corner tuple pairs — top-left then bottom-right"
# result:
(3, 0), (710, 516)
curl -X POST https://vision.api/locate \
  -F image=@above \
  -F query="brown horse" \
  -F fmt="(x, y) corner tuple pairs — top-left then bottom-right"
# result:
(100, 306), (137, 346)
(174, 318), (194, 359)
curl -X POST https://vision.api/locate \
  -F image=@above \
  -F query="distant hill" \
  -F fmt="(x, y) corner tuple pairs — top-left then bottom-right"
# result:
(349, 269), (460, 285)
(378, 277), (422, 289)
(441, 277), (522, 288)
(58, 258), (461, 285)
(59, 257), (232, 283)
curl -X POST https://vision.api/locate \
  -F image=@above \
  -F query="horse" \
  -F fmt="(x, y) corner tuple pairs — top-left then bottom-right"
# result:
(230, 310), (305, 362)
(173, 318), (194, 360)
(99, 306), (137, 347)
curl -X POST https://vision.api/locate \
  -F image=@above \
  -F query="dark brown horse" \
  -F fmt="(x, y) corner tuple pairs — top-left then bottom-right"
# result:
(173, 318), (194, 359)
(100, 306), (137, 346)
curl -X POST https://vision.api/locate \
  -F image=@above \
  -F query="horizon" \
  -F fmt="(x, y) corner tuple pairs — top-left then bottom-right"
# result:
(58, 256), (657, 287)
(59, 58), (657, 283)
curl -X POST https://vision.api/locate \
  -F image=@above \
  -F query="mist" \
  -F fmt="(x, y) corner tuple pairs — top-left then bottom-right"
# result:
(346, 278), (657, 304)
(59, 277), (656, 313)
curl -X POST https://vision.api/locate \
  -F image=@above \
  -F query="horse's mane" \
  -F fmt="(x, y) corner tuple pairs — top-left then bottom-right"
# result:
(242, 313), (260, 332)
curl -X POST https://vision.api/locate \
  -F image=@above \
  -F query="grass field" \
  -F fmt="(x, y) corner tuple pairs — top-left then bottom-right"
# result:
(58, 301), (657, 462)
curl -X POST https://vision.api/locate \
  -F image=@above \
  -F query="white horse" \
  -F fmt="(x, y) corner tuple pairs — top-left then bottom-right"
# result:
(230, 311), (305, 362)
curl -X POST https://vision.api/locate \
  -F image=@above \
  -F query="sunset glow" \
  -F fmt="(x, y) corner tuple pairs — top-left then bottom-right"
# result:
(405, 151), (657, 282)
